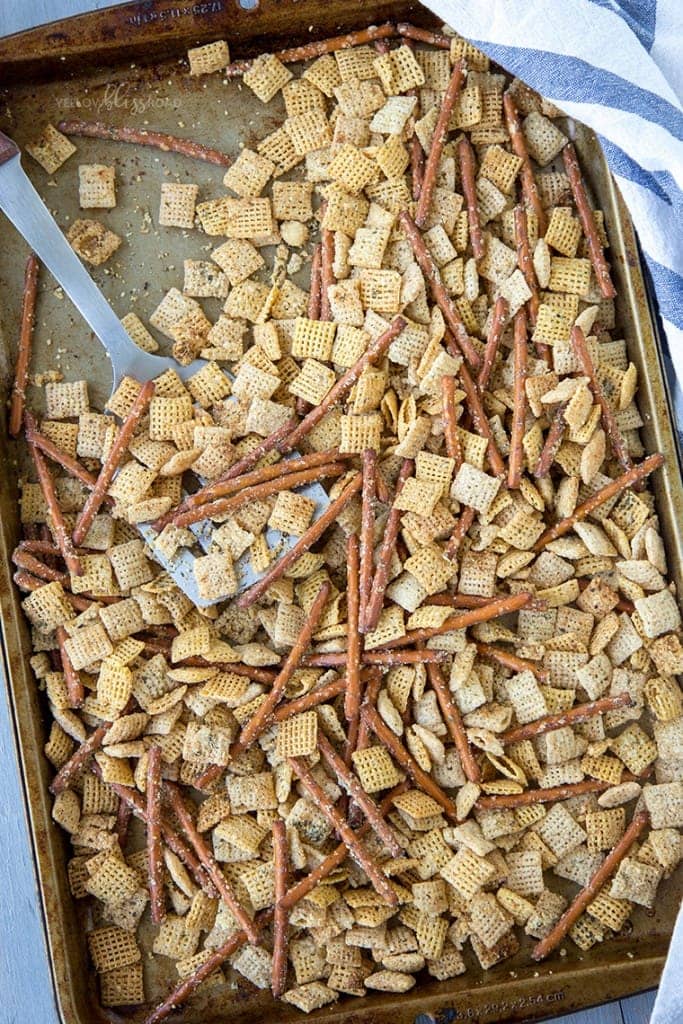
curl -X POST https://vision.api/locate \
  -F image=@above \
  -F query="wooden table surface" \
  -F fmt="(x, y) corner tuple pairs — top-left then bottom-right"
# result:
(0, 2), (660, 1023)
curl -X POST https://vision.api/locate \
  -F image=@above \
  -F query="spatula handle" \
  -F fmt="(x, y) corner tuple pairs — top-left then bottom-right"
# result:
(0, 130), (19, 165)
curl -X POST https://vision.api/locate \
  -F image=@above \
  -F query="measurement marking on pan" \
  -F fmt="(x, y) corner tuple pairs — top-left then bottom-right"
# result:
(417, 991), (566, 1023)
(126, 2), (224, 26)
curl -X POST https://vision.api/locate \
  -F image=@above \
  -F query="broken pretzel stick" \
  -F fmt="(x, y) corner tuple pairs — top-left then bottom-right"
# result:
(449, 349), (505, 478)
(458, 135), (485, 260)
(273, 675), (347, 724)
(361, 703), (460, 821)
(317, 732), (403, 856)
(397, 22), (451, 48)
(166, 782), (259, 943)
(441, 375), (463, 467)
(50, 720), (111, 795)
(445, 505), (476, 561)
(478, 295), (508, 390)
(532, 810), (649, 961)
(168, 461), (346, 529)
(503, 90), (547, 235)
(513, 205), (540, 328)
(571, 324), (632, 475)
(359, 449), (377, 632)
(23, 418), (107, 493)
(26, 418), (82, 577)
(508, 307), (528, 489)
(534, 402), (567, 478)
(308, 243), (322, 320)
(364, 458), (413, 633)
(344, 533), (363, 743)
(57, 118), (231, 166)
(237, 473), (363, 608)
(225, 22), (398, 75)
(288, 754), (398, 905)
(475, 642), (548, 682)
(280, 317), (406, 453)
(9, 253), (39, 438)
(146, 745), (166, 925)
(304, 649), (449, 668)
(380, 591), (533, 648)
(13, 548), (68, 585)
(415, 59), (465, 227)
(115, 797), (133, 851)
(320, 227), (334, 322)
(427, 661), (480, 783)
(56, 625), (84, 708)
(476, 775), (642, 810)
(563, 142), (616, 299)
(502, 692), (634, 745)
(533, 452), (664, 551)
(73, 379), (155, 545)
(271, 819), (289, 999)
(400, 210), (481, 369)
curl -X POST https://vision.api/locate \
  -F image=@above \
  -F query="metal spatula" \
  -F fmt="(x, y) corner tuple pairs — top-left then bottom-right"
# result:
(0, 131), (329, 605)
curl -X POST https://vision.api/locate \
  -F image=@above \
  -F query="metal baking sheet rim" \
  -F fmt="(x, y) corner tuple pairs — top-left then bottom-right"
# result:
(0, 3), (682, 1023)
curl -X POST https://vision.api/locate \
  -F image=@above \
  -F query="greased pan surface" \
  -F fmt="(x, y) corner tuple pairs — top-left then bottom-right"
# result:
(0, 3), (681, 1022)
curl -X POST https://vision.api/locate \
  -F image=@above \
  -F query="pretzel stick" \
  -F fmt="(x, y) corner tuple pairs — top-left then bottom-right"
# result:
(426, 661), (480, 783)
(456, 136), (485, 262)
(115, 797), (133, 851)
(476, 775), (642, 810)
(168, 462), (346, 529)
(514, 205), (540, 328)
(9, 253), (39, 438)
(56, 625), (84, 708)
(57, 119), (230, 166)
(23, 419), (106, 493)
(399, 211), (481, 369)
(13, 549), (68, 584)
(534, 402), (568, 478)
(142, 783), (408, 1024)
(154, 449), (344, 529)
(18, 538), (64, 558)
(308, 243), (322, 320)
(445, 505), (476, 560)
(13, 570), (88, 611)
(532, 810), (649, 961)
(73, 379), (155, 545)
(304, 649), (449, 668)
(358, 450), (377, 632)
(441, 376), (463, 467)
(445, 344), (505, 478)
(571, 325), (632, 475)
(415, 60), (465, 227)
(429, 592), (546, 611)
(146, 746), (166, 925)
(26, 424), (82, 577)
(563, 142), (616, 299)
(166, 782), (259, 942)
(502, 91), (546, 235)
(50, 720), (110, 795)
(225, 22), (397, 74)
(271, 819), (289, 999)
(237, 473), (363, 608)
(379, 591), (533, 648)
(361, 703), (459, 821)
(533, 453), (664, 551)
(502, 692), (634, 745)
(178, 657), (277, 685)
(288, 754), (398, 905)
(475, 642), (548, 682)
(280, 318), (407, 453)
(397, 22), (451, 48)
(344, 534), (363, 736)
(317, 732), (403, 855)
(410, 122), (425, 201)
(273, 676), (347, 723)
(508, 307), (528, 489)
(374, 468), (392, 505)
(200, 416), (297, 487)
(320, 228), (335, 322)
(478, 296), (509, 390)
(231, 581), (331, 757)
(104, 778), (214, 896)
(364, 458), (413, 633)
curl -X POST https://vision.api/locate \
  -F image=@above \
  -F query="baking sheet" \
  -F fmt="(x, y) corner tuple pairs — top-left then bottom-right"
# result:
(0, 3), (681, 1022)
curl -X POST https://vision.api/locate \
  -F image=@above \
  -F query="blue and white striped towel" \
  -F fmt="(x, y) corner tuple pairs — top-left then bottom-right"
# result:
(421, 4), (683, 1022)
(422, 0), (683, 440)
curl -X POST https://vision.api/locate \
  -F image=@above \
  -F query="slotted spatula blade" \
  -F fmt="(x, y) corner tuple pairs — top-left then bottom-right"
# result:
(0, 131), (330, 605)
